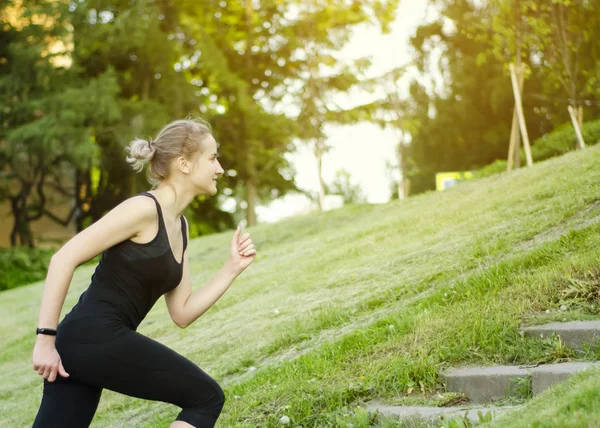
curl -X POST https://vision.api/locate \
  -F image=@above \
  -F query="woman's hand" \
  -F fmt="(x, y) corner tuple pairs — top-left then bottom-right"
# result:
(229, 224), (256, 272)
(32, 335), (70, 382)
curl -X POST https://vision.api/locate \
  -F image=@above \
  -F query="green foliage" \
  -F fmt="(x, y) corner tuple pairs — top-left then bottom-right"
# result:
(472, 159), (509, 179)
(327, 169), (366, 204)
(0, 1), (122, 246)
(0, 247), (55, 291)
(405, 0), (547, 194)
(531, 120), (600, 161)
(404, 0), (600, 194)
(0, 247), (101, 292)
(474, 119), (600, 179)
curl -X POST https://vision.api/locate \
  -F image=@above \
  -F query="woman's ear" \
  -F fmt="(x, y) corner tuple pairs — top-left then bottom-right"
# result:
(177, 156), (191, 174)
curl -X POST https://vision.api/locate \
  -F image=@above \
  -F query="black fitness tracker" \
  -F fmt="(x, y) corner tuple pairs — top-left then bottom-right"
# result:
(36, 328), (57, 336)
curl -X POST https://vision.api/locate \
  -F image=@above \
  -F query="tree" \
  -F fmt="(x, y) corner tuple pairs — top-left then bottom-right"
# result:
(526, 0), (600, 143)
(0, 0), (120, 247)
(179, 0), (304, 226)
(328, 169), (365, 205)
(402, 0), (553, 193)
(486, 0), (600, 156)
(289, 0), (399, 211)
(375, 67), (417, 199)
(68, 0), (198, 230)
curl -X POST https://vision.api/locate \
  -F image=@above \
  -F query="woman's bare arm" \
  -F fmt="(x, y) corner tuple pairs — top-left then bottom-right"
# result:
(37, 196), (156, 331)
(165, 224), (256, 328)
(33, 195), (158, 382)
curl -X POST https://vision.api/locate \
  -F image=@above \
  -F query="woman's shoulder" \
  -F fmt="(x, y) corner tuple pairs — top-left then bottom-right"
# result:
(53, 194), (159, 266)
(125, 193), (159, 216)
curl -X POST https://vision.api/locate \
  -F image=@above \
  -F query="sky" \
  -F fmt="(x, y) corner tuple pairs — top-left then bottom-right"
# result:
(253, 0), (434, 223)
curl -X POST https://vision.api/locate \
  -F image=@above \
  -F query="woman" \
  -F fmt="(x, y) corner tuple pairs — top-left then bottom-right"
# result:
(32, 118), (256, 427)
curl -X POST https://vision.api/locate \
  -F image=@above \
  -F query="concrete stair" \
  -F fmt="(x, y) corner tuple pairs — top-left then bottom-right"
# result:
(531, 361), (599, 395)
(366, 401), (522, 424)
(443, 361), (599, 403)
(368, 320), (600, 425)
(442, 365), (530, 403)
(521, 320), (600, 351)
(442, 321), (600, 403)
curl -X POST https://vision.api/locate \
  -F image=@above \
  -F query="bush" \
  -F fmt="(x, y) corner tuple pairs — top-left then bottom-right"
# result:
(472, 159), (509, 179)
(0, 246), (102, 292)
(0, 247), (56, 291)
(531, 119), (600, 161)
(474, 119), (600, 179)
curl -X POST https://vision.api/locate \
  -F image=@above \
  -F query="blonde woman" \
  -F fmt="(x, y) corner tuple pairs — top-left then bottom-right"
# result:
(32, 118), (256, 427)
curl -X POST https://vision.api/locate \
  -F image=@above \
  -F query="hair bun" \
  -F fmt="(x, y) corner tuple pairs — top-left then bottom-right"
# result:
(125, 138), (156, 172)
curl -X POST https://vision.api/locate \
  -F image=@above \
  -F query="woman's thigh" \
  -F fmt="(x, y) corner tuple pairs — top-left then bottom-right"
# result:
(33, 376), (102, 428)
(63, 329), (223, 410)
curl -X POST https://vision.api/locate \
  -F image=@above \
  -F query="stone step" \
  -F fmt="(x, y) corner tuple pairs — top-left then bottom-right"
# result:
(443, 365), (530, 403)
(366, 401), (522, 424)
(443, 362), (599, 403)
(531, 362), (600, 395)
(521, 321), (600, 351)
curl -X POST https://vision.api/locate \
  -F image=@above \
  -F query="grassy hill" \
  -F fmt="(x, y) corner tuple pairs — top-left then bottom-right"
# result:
(2, 146), (600, 427)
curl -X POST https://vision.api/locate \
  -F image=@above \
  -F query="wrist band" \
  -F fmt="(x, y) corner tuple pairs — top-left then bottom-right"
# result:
(36, 328), (57, 336)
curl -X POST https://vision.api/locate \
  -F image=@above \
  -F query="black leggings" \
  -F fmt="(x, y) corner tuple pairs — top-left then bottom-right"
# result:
(33, 323), (225, 427)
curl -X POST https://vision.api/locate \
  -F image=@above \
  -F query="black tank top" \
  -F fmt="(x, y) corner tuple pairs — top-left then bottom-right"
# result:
(61, 192), (187, 331)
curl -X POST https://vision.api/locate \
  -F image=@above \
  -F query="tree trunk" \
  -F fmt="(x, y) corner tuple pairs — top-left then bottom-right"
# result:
(75, 167), (90, 232)
(10, 190), (35, 248)
(245, 150), (258, 227)
(397, 135), (408, 200)
(244, 0), (258, 227)
(315, 140), (325, 211)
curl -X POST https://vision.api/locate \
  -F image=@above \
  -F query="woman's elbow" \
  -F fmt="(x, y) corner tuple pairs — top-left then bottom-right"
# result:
(173, 315), (189, 329)
(50, 251), (80, 270)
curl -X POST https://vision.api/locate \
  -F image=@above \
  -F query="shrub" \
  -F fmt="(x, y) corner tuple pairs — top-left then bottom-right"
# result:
(474, 119), (600, 179)
(531, 119), (600, 161)
(0, 247), (56, 291)
(0, 246), (102, 292)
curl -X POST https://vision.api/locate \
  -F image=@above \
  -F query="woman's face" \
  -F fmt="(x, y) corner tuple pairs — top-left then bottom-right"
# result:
(189, 135), (224, 195)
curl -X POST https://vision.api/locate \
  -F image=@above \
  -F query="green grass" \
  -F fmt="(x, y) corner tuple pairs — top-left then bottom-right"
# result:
(1, 146), (600, 427)
(483, 365), (600, 428)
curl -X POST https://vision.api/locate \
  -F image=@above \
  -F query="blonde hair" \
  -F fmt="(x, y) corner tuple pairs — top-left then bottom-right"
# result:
(125, 117), (212, 187)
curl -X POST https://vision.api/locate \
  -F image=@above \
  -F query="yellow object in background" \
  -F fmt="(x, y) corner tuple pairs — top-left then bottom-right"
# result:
(435, 171), (473, 191)
(91, 167), (101, 195)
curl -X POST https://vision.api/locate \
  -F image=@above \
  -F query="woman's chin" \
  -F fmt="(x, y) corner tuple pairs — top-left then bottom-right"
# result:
(195, 187), (214, 196)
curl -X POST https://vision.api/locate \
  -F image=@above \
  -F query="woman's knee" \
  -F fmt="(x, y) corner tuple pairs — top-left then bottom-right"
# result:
(176, 378), (225, 426)
(207, 378), (225, 411)
(187, 375), (225, 411)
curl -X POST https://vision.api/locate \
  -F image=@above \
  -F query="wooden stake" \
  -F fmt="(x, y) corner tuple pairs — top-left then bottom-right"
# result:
(568, 105), (586, 149)
(509, 63), (533, 167)
(507, 66), (525, 171)
(507, 111), (517, 171)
